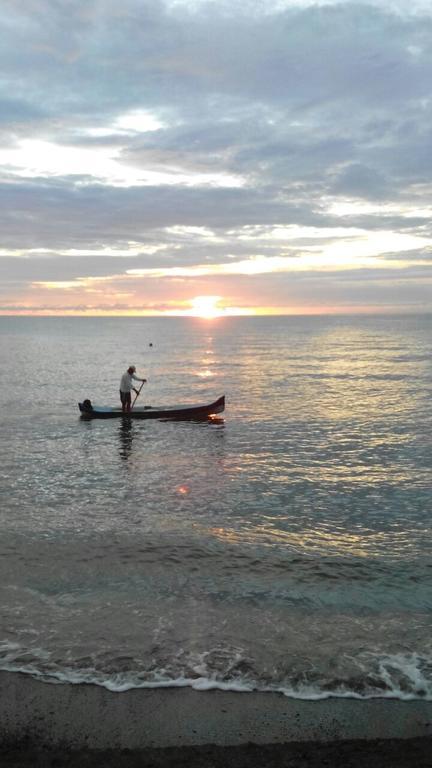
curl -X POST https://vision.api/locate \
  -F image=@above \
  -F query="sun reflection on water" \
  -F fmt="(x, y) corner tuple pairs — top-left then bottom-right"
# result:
(204, 521), (419, 559)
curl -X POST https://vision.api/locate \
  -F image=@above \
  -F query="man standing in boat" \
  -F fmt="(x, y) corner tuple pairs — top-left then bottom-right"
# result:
(119, 366), (147, 413)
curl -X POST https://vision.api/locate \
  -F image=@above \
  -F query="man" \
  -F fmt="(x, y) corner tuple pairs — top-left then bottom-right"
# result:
(119, 366), (147, 413)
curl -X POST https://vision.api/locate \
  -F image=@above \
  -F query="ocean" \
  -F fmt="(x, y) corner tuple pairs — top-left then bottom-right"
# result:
(0, 314), (431, 700)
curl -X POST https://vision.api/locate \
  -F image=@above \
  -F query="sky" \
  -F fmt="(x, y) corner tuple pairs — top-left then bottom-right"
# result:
(1, 0), (432, 316)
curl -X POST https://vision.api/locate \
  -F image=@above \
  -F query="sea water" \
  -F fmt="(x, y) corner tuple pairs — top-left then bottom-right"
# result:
(0, 314), (431, 699)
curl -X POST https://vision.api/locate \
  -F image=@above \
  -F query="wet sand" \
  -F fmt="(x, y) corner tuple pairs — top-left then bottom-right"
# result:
(0, 671), (431, 766)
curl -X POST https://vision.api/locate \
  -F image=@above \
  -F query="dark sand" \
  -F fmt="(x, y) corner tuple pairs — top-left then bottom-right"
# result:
(2, 739), (432, 768)
(1, 671), (431, 766)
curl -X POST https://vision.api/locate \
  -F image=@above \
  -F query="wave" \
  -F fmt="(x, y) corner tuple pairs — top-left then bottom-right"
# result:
(0, 646), (431, 701)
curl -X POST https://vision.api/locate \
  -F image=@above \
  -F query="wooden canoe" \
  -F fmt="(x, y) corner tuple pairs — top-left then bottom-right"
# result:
(79, 395), (225, 420)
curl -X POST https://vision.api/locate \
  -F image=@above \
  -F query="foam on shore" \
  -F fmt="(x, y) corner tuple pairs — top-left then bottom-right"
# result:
(0, 670), (432, 750)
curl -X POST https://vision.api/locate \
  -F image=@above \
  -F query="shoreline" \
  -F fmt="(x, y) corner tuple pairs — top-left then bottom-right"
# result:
(1, 672), (431, 766)
(0, 671), (431, 750)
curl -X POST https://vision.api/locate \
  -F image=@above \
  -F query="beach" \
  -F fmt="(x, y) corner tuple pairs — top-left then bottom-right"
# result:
(1, 671), (431, 766)
(2, 739), (432, 768)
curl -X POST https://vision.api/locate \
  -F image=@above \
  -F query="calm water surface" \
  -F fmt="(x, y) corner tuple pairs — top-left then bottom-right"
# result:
(0, 315), (431, 698)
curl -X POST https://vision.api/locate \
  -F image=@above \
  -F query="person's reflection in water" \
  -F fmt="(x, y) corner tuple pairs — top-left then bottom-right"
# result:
(119, 418), (133, 461)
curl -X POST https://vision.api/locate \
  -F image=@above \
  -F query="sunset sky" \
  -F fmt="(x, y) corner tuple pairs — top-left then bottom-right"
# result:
(1, 0), (432, 316)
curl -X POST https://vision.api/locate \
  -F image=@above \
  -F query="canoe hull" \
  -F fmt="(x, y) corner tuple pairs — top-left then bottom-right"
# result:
(79, 395), (225, 420)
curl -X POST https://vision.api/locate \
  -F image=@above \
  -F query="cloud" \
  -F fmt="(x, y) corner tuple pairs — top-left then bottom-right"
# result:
(0, 0), (431, 313)
(331, 163), (390, 200)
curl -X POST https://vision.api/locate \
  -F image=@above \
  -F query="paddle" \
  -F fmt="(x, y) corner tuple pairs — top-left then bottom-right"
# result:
(131, 380), (145, 410)
(130, 344), (152, 411)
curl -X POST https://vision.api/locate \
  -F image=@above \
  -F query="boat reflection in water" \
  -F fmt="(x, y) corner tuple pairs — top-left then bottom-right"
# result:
(118, 412), (224, 462)
(118, 418), (134, 461)
(207, 415), (225, 427)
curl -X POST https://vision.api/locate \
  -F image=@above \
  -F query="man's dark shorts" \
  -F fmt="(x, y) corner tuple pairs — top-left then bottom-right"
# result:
(120, 390), (131, 407)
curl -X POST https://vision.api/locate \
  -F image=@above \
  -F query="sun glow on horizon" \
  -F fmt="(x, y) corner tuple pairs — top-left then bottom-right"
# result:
(151, 295), (256, 318)
(189, 295), (224, 318)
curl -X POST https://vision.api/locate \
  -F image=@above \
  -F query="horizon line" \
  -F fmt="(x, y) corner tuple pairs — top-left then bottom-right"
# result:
(0, 310), (431, 319)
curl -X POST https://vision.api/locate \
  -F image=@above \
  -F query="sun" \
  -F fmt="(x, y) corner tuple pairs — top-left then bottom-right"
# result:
(189, 295), (223, 318)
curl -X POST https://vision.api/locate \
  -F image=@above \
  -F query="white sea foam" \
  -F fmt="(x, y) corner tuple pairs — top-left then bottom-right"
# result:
(0, 649), (431, 701)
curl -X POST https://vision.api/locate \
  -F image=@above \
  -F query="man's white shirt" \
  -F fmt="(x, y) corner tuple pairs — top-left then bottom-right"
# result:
(120, 372), (140, 392)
